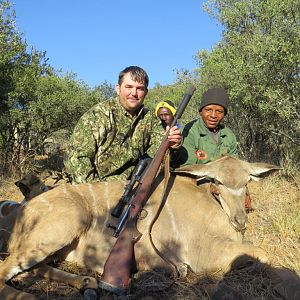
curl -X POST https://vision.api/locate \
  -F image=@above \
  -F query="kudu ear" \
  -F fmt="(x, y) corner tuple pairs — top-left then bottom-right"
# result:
(245, 162), (281, 181)
(173, 164), (213, 181)
(15, 181), (31, 198)
(15, 174), (42, 198)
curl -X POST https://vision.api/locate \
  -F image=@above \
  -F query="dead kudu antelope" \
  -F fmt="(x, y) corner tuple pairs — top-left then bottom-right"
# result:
(0, 174), (53, 256)
(0, 156), (299, 300)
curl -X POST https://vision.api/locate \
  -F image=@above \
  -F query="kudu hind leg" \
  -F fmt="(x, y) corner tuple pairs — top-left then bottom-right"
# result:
(205, 239), (269, 272)
(0, 281), (38, 300)
(0, 257), (38, 300)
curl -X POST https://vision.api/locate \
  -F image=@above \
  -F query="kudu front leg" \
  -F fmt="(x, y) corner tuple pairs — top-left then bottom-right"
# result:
(32, 263), (98, 290)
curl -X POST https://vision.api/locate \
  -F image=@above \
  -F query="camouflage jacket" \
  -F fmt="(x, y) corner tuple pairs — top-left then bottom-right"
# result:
(172, 117), (238, 167)
(64, 98), (164, 183)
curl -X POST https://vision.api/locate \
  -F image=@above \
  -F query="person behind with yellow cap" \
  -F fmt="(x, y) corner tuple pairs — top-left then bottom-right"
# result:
(155, 100), (181, 130)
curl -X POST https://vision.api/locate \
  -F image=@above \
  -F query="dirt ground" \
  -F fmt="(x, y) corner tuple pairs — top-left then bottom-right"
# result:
(0, 173), (299, 299)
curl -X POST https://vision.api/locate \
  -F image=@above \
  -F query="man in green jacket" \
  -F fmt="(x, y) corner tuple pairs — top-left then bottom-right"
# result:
(64, 66), (182, 184)
(174, 87), (237, 166)
(173, 87), (252, 210)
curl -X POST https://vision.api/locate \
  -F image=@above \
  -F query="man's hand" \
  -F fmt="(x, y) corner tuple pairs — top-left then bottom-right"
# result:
(166, 126), (182, 149)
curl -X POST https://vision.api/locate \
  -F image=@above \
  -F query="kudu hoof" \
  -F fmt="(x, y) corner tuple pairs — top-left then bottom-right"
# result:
(83, 288), (98, 300)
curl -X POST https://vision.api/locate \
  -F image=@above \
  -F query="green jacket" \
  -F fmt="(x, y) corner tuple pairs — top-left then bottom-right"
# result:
(64, 98), (163, 183)
(173, 117), (238, 167)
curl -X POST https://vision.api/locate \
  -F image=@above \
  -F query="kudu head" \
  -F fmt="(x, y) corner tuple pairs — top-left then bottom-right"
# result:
(174, 156), (281, 232)
(15, 174), (52, 202)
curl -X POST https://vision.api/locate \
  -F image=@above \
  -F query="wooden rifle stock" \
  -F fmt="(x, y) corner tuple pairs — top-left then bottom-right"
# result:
(100, 86), (196, 293)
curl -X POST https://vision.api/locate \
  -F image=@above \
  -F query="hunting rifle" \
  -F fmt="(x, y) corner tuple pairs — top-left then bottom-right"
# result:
(99, 85), (196, 295)
(110, 157), (151, 220)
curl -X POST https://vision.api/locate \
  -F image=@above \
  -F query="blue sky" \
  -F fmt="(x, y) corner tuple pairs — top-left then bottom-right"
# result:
(12, 0), (222, 88)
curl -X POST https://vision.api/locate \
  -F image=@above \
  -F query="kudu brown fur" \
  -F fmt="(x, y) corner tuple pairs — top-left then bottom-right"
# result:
(0, 156), (299, 300)
(0, 174), (53, 256)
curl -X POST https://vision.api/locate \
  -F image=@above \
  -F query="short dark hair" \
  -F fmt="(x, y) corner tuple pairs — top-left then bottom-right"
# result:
(118, 66), (149, 88)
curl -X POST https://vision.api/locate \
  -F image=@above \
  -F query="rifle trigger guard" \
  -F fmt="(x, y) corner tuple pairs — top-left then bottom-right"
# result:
(137, 208), (148, 220)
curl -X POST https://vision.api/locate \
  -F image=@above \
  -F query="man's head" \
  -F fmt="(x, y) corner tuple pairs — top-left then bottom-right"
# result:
(155, 100), (176, 127)
(116, 66), (149, 116)
(199, 87), (229, 130)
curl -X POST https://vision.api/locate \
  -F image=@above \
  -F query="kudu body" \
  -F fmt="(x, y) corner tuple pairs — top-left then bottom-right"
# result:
(0, 157), (299, 300)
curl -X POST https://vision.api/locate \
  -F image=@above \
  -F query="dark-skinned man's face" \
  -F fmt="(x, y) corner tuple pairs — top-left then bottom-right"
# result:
(157, 107), (174, 127)
(200, 104), (225, 130)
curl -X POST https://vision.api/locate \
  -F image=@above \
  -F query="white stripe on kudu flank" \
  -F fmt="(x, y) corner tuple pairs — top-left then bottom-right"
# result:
(102, 182), (111, 232)
(165, 201), (179, 237)
(164, 200), (189, 262)
(87, 183), (97, 210)
(62, 185), (69, 197)
(74, 185), (85, 198)
(103, 182), (111, 210)
(87, 183), (98, 229)
(39, 194), (53, 211)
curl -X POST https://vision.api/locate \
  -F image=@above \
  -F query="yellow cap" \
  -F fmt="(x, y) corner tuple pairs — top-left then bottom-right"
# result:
(155, 101), (176, 117)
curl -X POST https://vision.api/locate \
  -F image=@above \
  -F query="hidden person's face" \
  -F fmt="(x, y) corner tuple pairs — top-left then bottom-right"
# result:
(157, 107), (174, 127)
(200, 104), (225, 130)
(116, 73), (148, 115)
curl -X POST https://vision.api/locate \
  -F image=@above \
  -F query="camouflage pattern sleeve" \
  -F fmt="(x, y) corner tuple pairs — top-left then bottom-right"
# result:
(64, 106), (106, 184)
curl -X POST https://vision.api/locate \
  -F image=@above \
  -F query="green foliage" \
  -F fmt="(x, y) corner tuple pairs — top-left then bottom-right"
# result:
(93, 80), (116, 99)
(28, 74), (115, 147)
(0, 0), (25, 100)
(0, 1), (53, 174)
(1, 0), (299, 176)
(147, 82), (203, 126)
(31, 74), (91, 135)
(0, 1), (116, 176)
(189, 0), (300, 172)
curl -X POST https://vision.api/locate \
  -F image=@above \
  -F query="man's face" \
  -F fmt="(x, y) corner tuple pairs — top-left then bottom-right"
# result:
(116, 73), (148, 115)
(157, 107), (174, 127)
(200, 104), (225, 130)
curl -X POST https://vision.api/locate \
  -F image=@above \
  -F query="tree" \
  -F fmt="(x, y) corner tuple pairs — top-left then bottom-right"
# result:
(191, 0), (300, 173)
(0, 0), (51, 174)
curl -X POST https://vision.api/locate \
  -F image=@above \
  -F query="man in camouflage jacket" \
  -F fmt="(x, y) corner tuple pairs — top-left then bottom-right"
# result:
(65, 66), (182, 183)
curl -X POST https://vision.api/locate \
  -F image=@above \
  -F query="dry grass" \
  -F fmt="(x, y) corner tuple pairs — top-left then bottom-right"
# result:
(0, 178), (24, 202)
(1, 173), (299, 299)
(245, 174), (300, 275)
